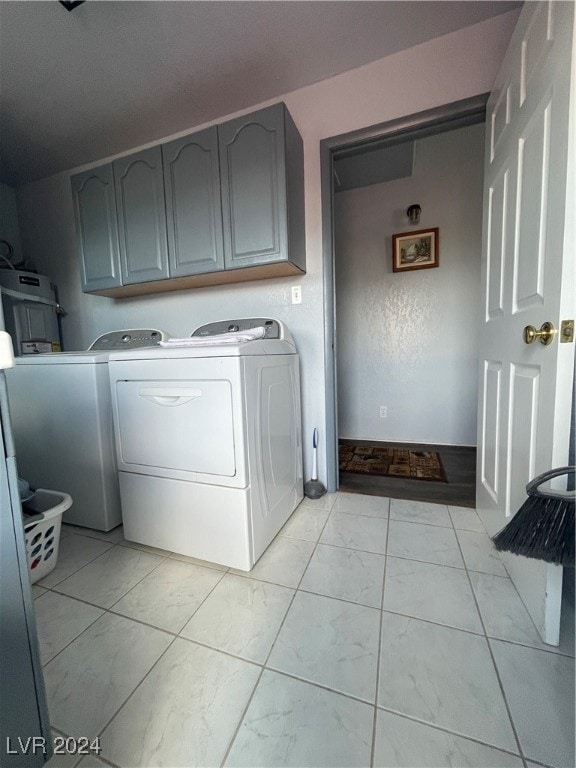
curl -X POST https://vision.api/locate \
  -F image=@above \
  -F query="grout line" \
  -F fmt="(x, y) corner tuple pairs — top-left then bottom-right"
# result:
(37, 539), (116, 589)
(260, 664), (377, 708)
(453, 529), (527, 763)
(49, 726), (121, 768)
(373, 705), (526, 761)
(44, 497), (571, 768)
(41, 608), (106, 669)
(219, 502), (332, 768)
(370, 496), (391, 767)
(92, 635), (179, 761)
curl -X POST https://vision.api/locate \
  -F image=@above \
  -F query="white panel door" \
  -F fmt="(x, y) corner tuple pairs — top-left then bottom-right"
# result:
(477, 1), (575, 644)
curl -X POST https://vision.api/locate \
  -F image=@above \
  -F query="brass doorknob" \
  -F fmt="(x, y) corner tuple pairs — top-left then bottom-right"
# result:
(523, 321), (556, 345)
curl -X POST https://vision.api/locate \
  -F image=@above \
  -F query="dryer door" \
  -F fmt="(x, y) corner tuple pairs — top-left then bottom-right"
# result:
(115, 378), (236, 477)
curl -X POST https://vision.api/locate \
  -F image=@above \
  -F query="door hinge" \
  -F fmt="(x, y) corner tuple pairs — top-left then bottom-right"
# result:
(560, 319), (574, 343)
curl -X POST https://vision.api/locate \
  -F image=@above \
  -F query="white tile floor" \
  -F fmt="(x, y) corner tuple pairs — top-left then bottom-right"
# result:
(36, 493), (574, 768)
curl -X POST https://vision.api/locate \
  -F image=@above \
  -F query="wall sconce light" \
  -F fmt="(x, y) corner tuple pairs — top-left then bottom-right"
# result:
(407, 204), (421, 225)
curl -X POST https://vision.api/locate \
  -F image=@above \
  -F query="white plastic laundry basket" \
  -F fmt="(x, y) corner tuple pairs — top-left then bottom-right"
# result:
(23, 489), (72, 584)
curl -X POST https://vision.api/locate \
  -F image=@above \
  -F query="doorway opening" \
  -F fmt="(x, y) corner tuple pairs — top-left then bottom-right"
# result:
(320, 94), (488, 505)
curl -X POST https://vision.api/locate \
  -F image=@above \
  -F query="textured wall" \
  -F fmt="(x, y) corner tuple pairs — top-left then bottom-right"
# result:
(335, 124), (485, 446)
(15, 12), (517, 484)
(0, 182), (24, 267)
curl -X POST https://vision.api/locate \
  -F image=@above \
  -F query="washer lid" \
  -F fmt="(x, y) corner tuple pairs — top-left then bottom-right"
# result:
(14, 350), (112, 364)
(13, 328), (170, 364)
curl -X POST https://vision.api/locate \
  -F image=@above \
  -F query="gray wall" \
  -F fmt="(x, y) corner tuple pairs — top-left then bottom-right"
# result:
(335, 124), (485, 446)
(13, 12), (517, 483)
(0, 183), (24, 267)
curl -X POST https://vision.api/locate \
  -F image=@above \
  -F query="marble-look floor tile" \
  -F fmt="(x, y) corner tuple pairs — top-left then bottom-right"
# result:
(118, 538), (172, 557)
(378, 613), (517, 751)
(384, 557), (482, 632)
(225, 670), (373, 767)
(320, 512), (387, 554)
(112, 558), (224, 633)
(76, 758), (108, 768)
(390, 499), (451, 528)
(300, 544), (385, 608)
(32, 584), (47, 599)
(169, 551), (228, 571)
(456, 530), (507, 576)
(44, 613), (172, 740)
(374, 710), (523, 767)
(387, 520), (464, 568)
(332, 492), (390, 518)
(268, 591), (380, 702)
(230, 536), (315, 588)
(34, 592), (104, 665)
(181, 574), (294, 663)
(55, 546), (163, 608)
(448, 506), (485, 532)
(100, 638), (259, 767)
(46, 730), (83, 768)
(469, 572), (571, 653)
(491, 639), (575, 767)
(61, 524), (124, 543)
(37, 535), (113, 588)
(281, 505), (330, 542)
(298, 492), (337, 512)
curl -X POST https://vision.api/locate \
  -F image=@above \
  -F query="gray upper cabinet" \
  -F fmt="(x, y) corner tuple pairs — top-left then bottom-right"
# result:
(113, 146), (169, 284)
(163, 128), (224, 277)
(71, 164), (122, 292)
(72, 103), (305, 298)
(218, 103), (305, 271)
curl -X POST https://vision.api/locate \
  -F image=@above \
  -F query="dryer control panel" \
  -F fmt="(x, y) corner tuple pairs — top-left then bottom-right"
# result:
(192, 318), (282, 339)
(89, 329), (169, 351)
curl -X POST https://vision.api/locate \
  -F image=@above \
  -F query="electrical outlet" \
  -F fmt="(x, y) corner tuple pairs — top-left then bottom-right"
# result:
(291, 285), (302, 305)
(379, 406), (387, 418)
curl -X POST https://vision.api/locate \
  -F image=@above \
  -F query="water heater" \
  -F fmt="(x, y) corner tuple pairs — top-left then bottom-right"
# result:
(0, 270), (62, 355)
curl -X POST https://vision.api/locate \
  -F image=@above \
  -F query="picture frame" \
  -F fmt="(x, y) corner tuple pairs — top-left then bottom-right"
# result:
(392, 228), (439, 272)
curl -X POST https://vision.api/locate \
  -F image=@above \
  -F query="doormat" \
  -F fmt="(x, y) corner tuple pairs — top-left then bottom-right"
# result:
(339, 442), (448, 483)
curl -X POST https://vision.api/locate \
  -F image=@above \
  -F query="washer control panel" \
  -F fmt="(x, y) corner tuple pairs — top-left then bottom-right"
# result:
(192, 318), (281, 339)
(88, 329), (169, 351)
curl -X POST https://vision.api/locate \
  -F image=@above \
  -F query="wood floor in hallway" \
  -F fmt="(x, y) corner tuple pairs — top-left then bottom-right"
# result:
(338, 440), (476, 508)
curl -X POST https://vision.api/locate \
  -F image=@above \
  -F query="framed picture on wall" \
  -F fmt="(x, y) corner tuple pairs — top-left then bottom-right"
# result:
(392, 228), (439, 272)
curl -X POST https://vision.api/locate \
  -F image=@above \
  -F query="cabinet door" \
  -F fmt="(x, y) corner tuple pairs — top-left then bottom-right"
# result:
(71, 165), (122, 291)
(219, 104), (288, 269)
(163, 128), (224, 277)
(113, 147), (169, 284)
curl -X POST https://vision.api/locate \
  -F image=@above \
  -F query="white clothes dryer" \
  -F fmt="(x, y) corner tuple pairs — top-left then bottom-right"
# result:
(6, 329), (168, 531)
(108, 318), (303, 570)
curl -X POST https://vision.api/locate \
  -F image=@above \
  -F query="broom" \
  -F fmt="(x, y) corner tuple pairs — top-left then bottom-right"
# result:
(492, 466), (575, 567)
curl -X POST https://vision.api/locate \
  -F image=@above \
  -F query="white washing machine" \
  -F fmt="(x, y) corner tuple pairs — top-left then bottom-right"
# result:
(6, 329), (169, 531)
(108, 318), (303, 570)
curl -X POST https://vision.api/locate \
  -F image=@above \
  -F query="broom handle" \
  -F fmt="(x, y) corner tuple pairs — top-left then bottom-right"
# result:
(526, 466), (576, 499)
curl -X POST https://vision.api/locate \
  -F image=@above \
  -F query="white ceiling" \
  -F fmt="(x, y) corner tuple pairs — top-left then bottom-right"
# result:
(0, 1), (520, 186)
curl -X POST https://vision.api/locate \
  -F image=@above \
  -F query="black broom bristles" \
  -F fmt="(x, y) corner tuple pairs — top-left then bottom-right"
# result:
(492, 495), (575, 567)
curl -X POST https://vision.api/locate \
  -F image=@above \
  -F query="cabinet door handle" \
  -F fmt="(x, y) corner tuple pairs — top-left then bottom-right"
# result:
(138, 387), (202, 406)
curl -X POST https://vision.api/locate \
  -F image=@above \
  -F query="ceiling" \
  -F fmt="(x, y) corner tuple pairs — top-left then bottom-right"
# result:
(0, 1), (520, 186)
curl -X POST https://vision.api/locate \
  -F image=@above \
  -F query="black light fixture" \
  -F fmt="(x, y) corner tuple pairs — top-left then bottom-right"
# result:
(59, 1), (85, 11)
(407, 204), (421, 225)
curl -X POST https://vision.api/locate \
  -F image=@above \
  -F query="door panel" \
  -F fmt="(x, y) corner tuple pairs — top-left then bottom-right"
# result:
(477, 0), (574, 644)
(114, 147), (169, 284)
(71, 165), (122, 291)
(513, 99), (550, 310)
(163, 128), (225, 276)
(219, 104), (288, 268)
(480, 361), (502, 503)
